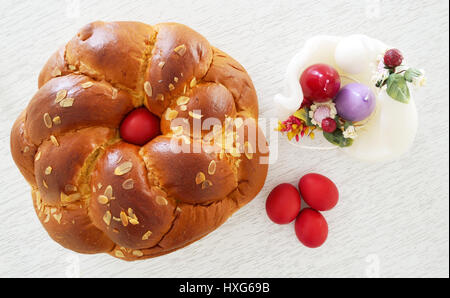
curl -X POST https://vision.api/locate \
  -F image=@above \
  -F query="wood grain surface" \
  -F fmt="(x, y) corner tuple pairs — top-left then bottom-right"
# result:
(0, 0), (448, 277)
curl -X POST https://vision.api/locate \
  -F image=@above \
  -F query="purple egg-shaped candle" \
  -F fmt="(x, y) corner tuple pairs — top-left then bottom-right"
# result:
(334, 83), (376, 122)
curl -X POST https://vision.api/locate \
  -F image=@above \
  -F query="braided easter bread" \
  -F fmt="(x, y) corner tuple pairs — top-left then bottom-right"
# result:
(10, 21), (268, 260)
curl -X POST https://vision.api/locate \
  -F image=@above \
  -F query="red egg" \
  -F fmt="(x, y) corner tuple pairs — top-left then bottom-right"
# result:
(298, 173), (338, 211)
(266, 183), (301, 224)
(295, 208), (328, 248)
(120, 108), (161, 146)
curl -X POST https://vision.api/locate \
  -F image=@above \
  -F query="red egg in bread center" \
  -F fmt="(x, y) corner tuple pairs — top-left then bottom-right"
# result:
(120, 108), (161, 146)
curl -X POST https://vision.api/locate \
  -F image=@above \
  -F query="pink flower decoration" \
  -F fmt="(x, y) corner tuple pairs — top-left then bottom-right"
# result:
(312, 106), (331, 124)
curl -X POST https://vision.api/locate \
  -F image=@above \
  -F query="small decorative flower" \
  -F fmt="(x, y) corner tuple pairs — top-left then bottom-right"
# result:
(384, 49), (404, 68)
(277, 111), (316, 142)
(343, 125), (357, 139)
(412, 69), (426, 87)
(374, 49), (425, 104)
(309, 101), (337, 127)
(372, 58), (390, 86)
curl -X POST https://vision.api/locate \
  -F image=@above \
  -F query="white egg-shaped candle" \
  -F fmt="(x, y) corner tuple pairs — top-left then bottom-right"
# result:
(335, 35), (387, 75)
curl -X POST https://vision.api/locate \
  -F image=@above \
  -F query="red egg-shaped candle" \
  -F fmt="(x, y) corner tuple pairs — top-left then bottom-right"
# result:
(120, 108), (161, 146)
(266, 183), (302, 224)
(298, 173), (339, 211)
(300, 64), (341, 103)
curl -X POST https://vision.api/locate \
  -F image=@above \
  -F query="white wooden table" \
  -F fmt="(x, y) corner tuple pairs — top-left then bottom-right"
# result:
(0, 0), (448, 278)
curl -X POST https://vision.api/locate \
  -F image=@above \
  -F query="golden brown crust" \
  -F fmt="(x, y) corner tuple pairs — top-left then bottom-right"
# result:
(11, 21), (268, 260)
(66, 21), (155, 92)
(34, 127), (116, 205)
(143, 23), (213, 116)
(204, 48), (258, 118)
(38, 45), (70, 88)
(109, 197), (238, 260)
(25, 74), (134, 145)
(90, 142), (176, 249)
(10, 111), (38, 186)
(141, 136), (237, 205)
(160, 83), (236, 136)
(32, 190), (115, 254)
(230, 118), (269, 206)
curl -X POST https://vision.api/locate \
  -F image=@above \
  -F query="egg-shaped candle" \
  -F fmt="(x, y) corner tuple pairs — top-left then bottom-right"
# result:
(334, 83), (376, 122)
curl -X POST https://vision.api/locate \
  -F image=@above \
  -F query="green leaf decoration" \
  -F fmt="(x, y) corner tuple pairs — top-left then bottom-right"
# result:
(323, 130), (353, 147)
(304, 108), (314, 127)
(344, 121), (353, 130)
(404, 68), (422, 82)
(293, 108), (308, 123)
(334, 116), (343, 130)
(386, 73), (410, 104)
(375, 79), (385, 88)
